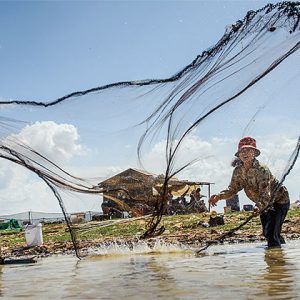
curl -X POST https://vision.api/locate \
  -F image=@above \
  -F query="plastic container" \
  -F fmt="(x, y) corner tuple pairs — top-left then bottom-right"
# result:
(25, 223), (43, 246)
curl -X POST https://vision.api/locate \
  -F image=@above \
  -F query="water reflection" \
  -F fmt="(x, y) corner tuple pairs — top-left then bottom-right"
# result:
(145, 256), (175, 281)
(142, 256), (185, 297)
(1, 242), (300, 299)
(256, 248), (297, 299)
(103, 255), (185, 299)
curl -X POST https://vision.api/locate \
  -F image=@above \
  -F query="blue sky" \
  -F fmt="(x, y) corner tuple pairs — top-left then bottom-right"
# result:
(1, 0), (299, 214)
(0, 0), (279, 101)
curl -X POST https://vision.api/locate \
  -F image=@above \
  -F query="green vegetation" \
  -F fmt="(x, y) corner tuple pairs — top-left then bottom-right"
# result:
(287, 208), (300, 218)
(1, 209), (300, 252)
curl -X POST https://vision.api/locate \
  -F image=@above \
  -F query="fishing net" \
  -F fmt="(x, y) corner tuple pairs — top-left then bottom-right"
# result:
(0, 2), (299, 256)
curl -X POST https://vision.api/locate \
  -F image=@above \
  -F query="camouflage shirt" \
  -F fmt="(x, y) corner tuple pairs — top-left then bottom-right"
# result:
(218, 159), (289, 210)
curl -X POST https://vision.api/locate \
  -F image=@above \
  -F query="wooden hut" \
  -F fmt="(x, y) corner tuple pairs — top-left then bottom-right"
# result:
(98, 168), (213, 217)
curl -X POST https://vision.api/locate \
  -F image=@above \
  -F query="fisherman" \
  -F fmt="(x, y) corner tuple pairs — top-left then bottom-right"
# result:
(208, 137), (290, 248)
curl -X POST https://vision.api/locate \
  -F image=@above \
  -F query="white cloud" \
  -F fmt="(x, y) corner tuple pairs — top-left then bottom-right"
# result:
(0, 127), (299, 215)
(0, 161), (57, 214)
(0, 159), (101, 215)
(9, 121), (85, 163)
(0, 121), (97, 215)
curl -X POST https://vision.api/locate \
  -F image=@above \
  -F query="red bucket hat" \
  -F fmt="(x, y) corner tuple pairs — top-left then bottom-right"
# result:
(235, 136), (260, 157)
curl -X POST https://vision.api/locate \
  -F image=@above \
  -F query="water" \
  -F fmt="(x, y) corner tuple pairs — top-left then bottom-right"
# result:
(1, 240), (300, 299)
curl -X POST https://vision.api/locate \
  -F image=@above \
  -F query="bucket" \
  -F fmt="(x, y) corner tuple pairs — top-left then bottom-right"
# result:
(25, 223), (43, 246)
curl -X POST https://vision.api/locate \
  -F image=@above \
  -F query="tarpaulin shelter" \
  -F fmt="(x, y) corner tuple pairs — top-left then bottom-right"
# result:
(0, 219), (21, 231)
(99, 168), (213, 217)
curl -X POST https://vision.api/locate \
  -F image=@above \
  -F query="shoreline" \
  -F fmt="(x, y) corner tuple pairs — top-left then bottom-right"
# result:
(2, 230), (300, 260)
(1, 210), (300, 259)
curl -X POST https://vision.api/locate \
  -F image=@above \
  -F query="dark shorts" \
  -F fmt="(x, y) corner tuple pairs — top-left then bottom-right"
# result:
(260, 202), (290, 248)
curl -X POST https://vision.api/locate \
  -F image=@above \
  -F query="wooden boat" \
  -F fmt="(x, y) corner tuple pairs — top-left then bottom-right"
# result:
(0, 256), (37, 265)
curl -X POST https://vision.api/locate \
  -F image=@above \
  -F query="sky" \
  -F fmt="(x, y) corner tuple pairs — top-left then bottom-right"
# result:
(0, 0), (299, 215)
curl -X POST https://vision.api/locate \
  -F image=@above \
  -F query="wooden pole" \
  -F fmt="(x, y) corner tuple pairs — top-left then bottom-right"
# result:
(208, 184), (211, 212)
(0, 245), (3, 264)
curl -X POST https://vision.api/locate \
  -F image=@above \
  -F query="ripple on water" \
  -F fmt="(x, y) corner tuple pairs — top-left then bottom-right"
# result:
(1, 240), (300, 299)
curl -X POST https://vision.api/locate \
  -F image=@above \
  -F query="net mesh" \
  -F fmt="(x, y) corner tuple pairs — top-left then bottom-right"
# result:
(0, 2), (299, 256)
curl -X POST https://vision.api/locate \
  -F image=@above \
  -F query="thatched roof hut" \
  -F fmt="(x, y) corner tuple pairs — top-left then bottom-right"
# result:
(99, 168), (213, 217)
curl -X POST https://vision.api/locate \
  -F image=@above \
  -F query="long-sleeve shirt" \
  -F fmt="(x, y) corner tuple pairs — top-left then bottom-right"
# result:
(218, 159), (289, 210)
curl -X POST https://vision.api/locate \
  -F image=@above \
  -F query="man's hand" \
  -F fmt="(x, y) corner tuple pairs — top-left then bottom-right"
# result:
(209, 194), (220, 207)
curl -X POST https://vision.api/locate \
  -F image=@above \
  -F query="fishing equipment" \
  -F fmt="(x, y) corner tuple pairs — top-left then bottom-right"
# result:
(195, 136), (300, 254)
(0, 2), (299, 257)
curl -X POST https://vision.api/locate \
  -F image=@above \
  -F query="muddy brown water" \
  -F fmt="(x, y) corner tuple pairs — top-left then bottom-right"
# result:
(1, 240), (300, 299)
